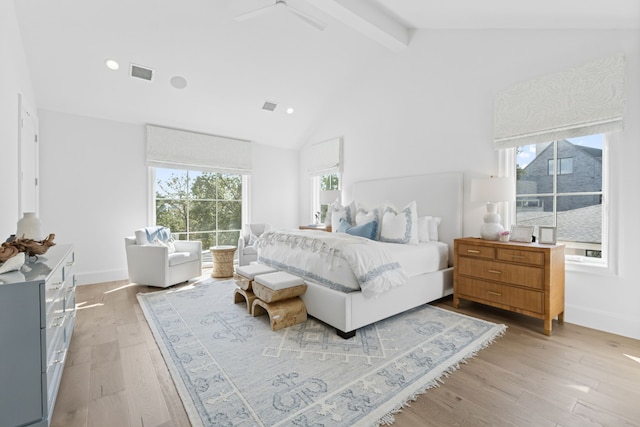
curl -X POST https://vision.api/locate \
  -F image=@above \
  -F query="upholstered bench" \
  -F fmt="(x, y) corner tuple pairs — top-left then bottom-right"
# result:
(232, 264), (278, 313)
(251, 271), (307, 331)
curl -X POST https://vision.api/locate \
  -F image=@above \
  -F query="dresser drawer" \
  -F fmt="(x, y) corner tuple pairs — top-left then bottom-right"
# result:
(62, 250), (75, 281)
(458, 257), (544, 290)
(457, 276), (544, 314)
(497, 248), (544, 266)
(458, 243), (495, 260)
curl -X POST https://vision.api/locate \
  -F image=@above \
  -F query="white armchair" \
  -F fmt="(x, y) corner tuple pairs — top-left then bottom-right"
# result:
(124, 228), (203, 288)
(237, 223), (271, 266)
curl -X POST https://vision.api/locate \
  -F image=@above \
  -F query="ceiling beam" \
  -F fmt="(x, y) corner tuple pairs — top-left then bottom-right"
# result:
(306, 0), (411, 51)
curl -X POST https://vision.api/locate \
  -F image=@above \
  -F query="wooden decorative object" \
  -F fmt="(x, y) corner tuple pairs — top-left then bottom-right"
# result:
(251, 297), (307, 331)
(0, 233), (56, 261)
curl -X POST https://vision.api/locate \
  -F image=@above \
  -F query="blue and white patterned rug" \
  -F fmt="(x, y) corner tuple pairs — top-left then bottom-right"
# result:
(138, 278), (506, 426)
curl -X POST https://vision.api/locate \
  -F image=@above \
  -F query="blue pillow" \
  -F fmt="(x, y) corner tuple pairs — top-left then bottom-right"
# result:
(337, 218), (378, 240)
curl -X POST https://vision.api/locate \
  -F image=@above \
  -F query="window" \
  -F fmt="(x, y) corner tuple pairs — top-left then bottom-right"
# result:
(515, 135), (605, 263)
(311, 173), (340, 224)
(547, 158), (574, 175)
(155, 168), (242, 250)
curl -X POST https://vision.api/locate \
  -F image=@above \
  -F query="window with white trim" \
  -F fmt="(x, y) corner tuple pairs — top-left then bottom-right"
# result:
(154, 168), (243, 249)
(515, 134), (606, 264)
(313, 173), (340, 224)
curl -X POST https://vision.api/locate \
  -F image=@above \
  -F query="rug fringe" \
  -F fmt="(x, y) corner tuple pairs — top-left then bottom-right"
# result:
(374, 324), (507, 426)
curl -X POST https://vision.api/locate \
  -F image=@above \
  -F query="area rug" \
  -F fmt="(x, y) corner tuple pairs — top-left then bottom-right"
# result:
(138, 278), (506, 426)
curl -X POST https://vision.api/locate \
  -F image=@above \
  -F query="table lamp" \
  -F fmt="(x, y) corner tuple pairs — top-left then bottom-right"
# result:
(470, 177), (514, 240)
(319, 190), (341, 225)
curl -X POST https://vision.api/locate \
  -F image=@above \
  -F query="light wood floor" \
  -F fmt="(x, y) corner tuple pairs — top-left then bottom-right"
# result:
(53, 273), (640, 427)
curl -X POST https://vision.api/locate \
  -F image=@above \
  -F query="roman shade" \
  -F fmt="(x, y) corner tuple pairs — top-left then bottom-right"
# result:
(305, 137), (343, 175)
(494, 54), (626, 149)
(146, 125), (252, 174)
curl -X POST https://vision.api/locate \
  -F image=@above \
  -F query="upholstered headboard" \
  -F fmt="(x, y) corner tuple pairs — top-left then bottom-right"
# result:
(351, 172), (464, 265)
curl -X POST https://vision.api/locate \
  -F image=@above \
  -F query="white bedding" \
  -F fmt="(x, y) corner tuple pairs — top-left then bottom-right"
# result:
(257, 229), (448, 298)
(385, 241), (449, 277)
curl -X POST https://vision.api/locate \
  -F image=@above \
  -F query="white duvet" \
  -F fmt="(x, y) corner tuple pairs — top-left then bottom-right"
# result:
(257, 229), (409, 298)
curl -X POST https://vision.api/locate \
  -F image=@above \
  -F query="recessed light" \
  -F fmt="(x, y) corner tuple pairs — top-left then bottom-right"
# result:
(286, 107), (294, 114)
(105, 59), (119, 70)
(170, 76), (188, 89)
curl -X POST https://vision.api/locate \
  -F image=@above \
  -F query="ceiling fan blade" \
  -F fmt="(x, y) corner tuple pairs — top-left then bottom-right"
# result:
(287, 5), (327, 31)
(235, 3), (276, 22)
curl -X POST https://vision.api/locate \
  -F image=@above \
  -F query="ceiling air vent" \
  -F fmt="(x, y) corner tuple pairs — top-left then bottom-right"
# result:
(130, 64), (153, 81)
(262, 100), (278, 111)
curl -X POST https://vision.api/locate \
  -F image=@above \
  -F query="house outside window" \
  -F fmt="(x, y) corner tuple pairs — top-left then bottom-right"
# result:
(548, 157), (574, 175)
(155, 168), (242, 249)
(515, 135), (605, 262)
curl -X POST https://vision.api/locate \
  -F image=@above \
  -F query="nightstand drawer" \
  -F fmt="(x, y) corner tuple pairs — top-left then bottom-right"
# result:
(457, 277), (544, 314)
(458, 257), (544, 290)
(497, 248), (544, 266)
(458, 244), (495, 260)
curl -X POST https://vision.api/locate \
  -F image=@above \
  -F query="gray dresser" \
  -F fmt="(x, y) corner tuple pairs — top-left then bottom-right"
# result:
(0, 244), (76, 427)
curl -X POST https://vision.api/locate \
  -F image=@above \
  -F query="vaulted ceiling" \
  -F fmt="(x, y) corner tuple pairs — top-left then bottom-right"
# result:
(15, 0), (639, 149)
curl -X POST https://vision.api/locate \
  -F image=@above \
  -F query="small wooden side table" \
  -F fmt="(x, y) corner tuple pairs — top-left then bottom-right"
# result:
(299, 225), (332, 232)
(210, 245), (236, 278)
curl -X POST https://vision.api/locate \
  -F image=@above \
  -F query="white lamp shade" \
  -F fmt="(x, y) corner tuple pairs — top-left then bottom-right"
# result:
(470, 177), (514, 202)
(319, 190), (340, 205)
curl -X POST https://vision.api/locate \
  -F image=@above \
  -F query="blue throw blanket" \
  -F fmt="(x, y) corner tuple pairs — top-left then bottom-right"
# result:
(145, 226), (170, 243)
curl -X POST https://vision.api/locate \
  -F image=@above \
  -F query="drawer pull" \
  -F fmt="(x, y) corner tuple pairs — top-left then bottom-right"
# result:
(488, 291), (502, 297)
(487, 269), (502, 274)
(66, 261), (74, 267)
(50, 359), (63, 366)
(51, 282), (63, 290)
(467, 249), (481, 254)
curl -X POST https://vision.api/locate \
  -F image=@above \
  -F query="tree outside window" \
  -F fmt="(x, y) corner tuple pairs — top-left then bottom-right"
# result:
(319, 173), (339, 223)
(155, 168), (242, 250)
(516, 135), (604, 259)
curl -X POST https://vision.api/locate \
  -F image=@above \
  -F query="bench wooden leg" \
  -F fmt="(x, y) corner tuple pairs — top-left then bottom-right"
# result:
(233, 288), (257, 314)
(251, 297), (307, 331)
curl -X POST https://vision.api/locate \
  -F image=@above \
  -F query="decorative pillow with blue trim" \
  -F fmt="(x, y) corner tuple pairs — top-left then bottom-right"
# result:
(336, 217), (378, 240)
(355, 202), (382, 240)
(380, 200), (419, 244)
(330, 200), (356, 231)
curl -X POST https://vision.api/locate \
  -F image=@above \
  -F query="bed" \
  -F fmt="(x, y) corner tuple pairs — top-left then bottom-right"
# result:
(259, 172), (463, 338)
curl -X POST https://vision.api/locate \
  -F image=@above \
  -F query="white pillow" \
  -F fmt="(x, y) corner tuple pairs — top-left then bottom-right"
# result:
(330, 200), (356, 231)
(418, 216), (431, 243)
(429, 217), (442, 242)
(355, 203), (382, 240)
(151, 237), (176, 253)
(380, 201), (419, 245)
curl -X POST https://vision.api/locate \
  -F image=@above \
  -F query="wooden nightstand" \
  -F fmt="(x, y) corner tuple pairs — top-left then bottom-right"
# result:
(453, 237), (565, 335)
(299, 225), (332, 232)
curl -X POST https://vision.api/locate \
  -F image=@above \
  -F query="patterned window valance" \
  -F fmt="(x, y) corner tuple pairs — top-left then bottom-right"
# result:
(305, 137), (343, 176)
(494, 54), (626, 149)
(146, 125), (252, 174)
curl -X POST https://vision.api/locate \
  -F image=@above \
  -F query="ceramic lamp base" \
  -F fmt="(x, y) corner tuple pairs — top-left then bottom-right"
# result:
(480, 202), (504, 241)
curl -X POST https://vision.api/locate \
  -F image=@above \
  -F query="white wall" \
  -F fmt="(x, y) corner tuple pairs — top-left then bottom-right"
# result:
(39, 110), (147, 284)
(38, 110), (299, 285)
(301, 29), (640, 340)
(250, 143), (299, 230)
(0, 0), (36, 239)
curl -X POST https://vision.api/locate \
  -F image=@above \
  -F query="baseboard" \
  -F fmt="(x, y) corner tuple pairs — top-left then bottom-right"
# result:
(565, 303), (640, 340)
(76, 269), (129, 286)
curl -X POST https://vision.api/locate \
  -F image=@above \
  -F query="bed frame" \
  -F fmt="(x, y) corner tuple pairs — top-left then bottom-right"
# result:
(300, 171), (464, 338)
